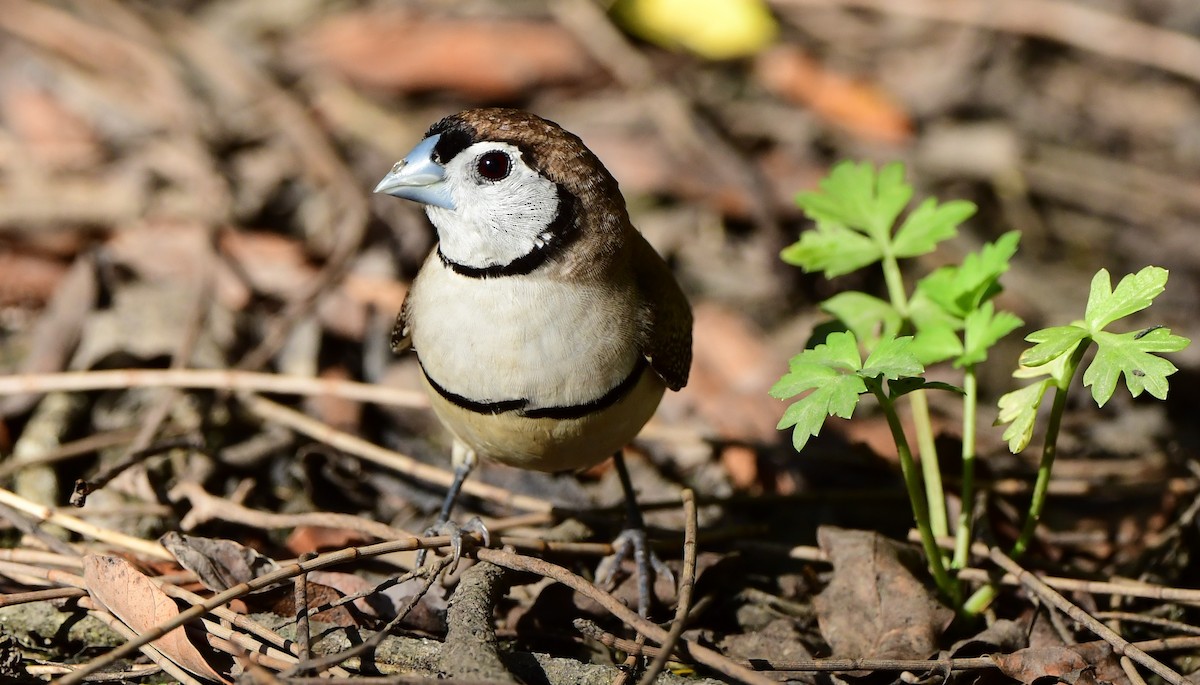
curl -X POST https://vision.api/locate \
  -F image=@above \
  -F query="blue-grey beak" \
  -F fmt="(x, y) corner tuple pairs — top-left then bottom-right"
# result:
(373, 134), (455, 210)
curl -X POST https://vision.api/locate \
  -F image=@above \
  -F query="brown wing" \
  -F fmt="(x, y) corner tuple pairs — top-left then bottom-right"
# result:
(391, 290), (413, 354)
(633, 232), (692, 391)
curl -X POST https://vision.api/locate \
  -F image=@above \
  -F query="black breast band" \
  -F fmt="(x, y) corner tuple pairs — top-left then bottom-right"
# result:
(419, 357), (648, 421)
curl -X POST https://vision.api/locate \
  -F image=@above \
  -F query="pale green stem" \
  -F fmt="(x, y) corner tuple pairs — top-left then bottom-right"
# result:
(911, 390), (948, 539)
(1010, 340), (1087, 558)
(879, 251), (947, 541)
(870, 381), (959, 604)
(952, 368), (978, 569)
(962, 339), (1090, 615)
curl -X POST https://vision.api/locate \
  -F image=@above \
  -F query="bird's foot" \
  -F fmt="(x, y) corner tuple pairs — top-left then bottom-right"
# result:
(596, 527), (674, 617)
(415, 516), (491, 574)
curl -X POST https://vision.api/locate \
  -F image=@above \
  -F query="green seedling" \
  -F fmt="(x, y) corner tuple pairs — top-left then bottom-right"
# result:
(775, 161), (1188, 614)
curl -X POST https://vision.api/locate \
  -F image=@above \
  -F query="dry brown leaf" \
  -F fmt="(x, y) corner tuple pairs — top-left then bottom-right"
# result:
(720, 444), (759, 490)
(719, 618), (814, 667)
(160, 532), (279, 593)
(317, 274), (407, 340)
(218, 229), (316, 297)
(813, 527), (953, 661)
(0, 250), (67, 306)
(756, 46), (913, 145)
(992, 647), (1101, 685)
(1, 85), (103, 171)
(105, 220), (249, 310)
(267, 579), (363, 628)
(308, 571), (380, 619)
(83, 554), (232, 684)
(301, 11), (598, 100)
(286, 525), (373, 556)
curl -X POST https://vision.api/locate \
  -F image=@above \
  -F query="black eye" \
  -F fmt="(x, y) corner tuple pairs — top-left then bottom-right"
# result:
(476, 151), (511, 181)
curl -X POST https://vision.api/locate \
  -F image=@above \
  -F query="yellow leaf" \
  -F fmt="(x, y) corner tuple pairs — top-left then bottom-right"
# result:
(613, 0), (778, 60)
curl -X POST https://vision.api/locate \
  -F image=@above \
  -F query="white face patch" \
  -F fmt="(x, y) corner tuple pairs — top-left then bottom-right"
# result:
(425, 141), (562, 270)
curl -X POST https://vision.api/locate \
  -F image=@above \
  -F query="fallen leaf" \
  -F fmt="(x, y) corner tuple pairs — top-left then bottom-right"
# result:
(947, 618), (1027, 657)
(612, 0), (778, 60)
(160, 532), (279, 593)
(813, 527), (953, 661)
(719, 617), (815, 664)
(286, 526), (373, 555)
(992, 647), (1098, 685)
(0, 250), (67, 306)
(301, 11), (598, 99)
(218, 229), (316, 298)
(756, 46), (913, 145)
(105, 220), (249, 310)
(83, 555), (232, 684)
(267, 579), (364, 628)
(1, 85), (103, 171)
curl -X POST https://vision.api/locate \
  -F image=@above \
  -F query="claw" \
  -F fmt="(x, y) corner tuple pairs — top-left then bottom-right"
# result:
(418, 517), (491, 574)
(596, 527), (674, 617)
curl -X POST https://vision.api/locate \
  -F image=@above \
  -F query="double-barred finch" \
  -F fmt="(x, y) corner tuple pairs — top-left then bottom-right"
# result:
(376, 108), (693, 616)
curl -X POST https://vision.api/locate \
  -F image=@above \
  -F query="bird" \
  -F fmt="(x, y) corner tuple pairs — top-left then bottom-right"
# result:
(374, 108), (692, 615)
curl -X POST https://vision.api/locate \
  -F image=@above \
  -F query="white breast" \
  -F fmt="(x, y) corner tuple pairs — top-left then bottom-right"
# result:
(408, 257), (641, 409)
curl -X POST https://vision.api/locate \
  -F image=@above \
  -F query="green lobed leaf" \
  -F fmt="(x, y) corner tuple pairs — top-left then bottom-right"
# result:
(915, 231), (1020, 318)
(781, 222), (882, 277)
(769, 362), (841, 400)
(777, 376), (866, 451)
(909, 326), (964, 366)
(996, 379), (1053, 453)
(1084, 266), (1168, 332)
(1083, 327), (1189, 406)
(1020, 325), (1089, 367)
(957, 302), (1023, 368)
(820, 292), (902, 348)
(806, 330), (864, 370)
(795, 161), (912, 245)
(891, 198), (976, 258)
(773, 331), (869, 451)
(909, 287), (965, 338)
(861, 335), (923, 380)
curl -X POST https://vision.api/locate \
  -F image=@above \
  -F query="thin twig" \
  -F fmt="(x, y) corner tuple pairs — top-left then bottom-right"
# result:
(72, 436), (205, 507)
(0, 497), (80, 557)
(0, 487), (170, 560)
(0, 369), (427, 407)
(638, 489), (697, 685)
(293, 553), (313, 676)
(0, 427), (142, 480)
(0, 586), (87, 607)
(170, 481), (416, 540)
(1122, 656), (1151, 685)
(1094, 612), (1200, 637)
(988, 547), (1191, 685)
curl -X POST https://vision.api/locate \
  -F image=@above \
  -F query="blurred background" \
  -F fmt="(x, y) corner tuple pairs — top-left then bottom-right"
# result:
(1, 0), (1199, 554)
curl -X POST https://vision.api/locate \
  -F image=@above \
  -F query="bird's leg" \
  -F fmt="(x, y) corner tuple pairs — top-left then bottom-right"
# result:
(599, 450), (674, 618)
(415, 446), (489, 571)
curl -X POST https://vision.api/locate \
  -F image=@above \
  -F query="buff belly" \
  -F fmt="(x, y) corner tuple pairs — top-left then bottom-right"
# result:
(420, 366), (666, 473)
